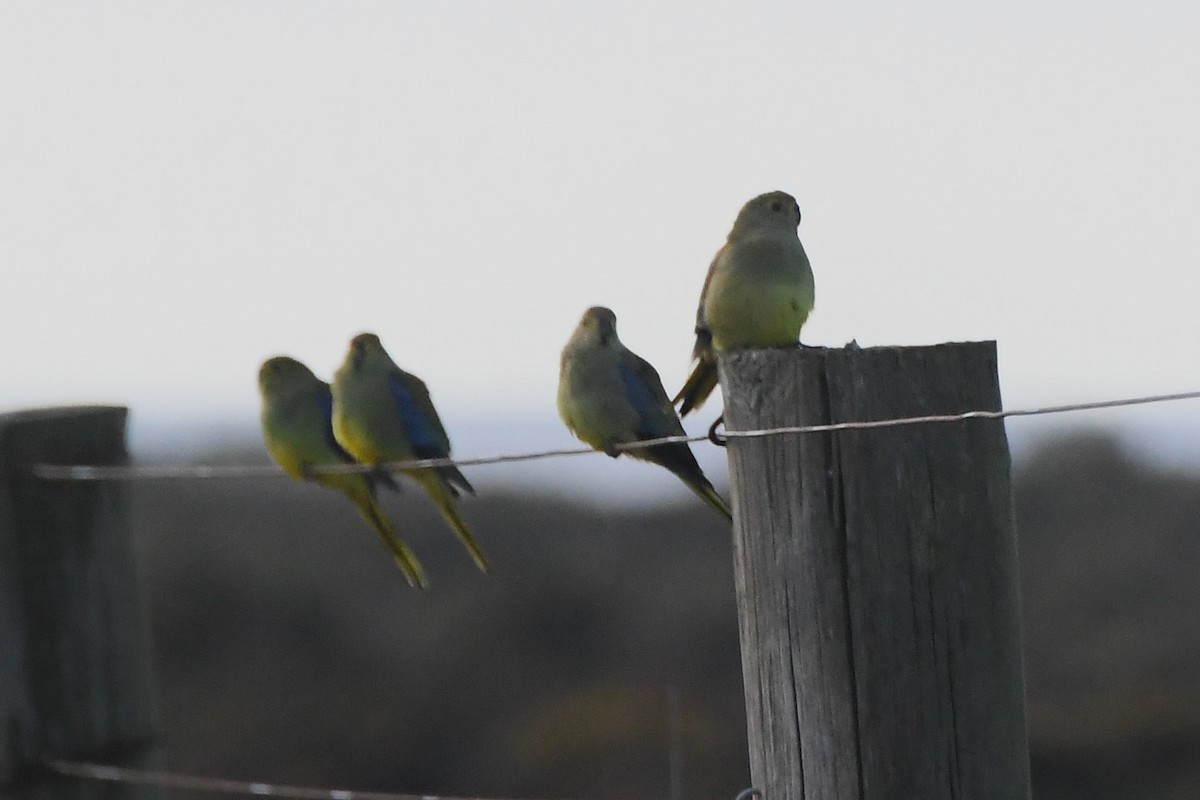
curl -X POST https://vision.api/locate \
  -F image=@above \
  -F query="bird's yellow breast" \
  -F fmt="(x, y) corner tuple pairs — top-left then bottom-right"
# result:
(705, 277), (812, 351)
(703, 234), (814, 352)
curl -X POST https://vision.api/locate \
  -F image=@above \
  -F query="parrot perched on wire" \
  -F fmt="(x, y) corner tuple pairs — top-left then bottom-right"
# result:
(257, 356), (428, 589)
(675, 190), (815, 416)
(331, 333), (489, 573)
(558, 306), (732, 520)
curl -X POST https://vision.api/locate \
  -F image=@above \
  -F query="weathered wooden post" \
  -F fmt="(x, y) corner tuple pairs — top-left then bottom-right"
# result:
(0, 407), (160, 799)
(719, 343), (1030, 800)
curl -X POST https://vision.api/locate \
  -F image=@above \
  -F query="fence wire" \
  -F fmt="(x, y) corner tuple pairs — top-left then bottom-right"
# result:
(30, 389), (1200, 482)
(43, 759), (748, 800)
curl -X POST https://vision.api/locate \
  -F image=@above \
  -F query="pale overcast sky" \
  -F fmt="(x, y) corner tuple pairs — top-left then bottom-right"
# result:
(2, 2), (1199, 484)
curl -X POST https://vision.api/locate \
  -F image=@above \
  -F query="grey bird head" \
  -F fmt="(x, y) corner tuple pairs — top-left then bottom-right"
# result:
(258, 355), (319, 394)
(730, 190), (802, 235)
(348, 332), (384, 369)
(577, 306), (619, 347)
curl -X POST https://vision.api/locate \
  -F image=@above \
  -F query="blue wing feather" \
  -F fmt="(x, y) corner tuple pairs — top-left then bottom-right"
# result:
(388, 374), (448, 458)
(618, 362), (666, 438)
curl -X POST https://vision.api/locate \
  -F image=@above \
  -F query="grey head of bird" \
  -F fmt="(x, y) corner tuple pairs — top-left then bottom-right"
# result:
(576, 306), (620, 348)
(347, 332), (384, 369)
(258, 355), (317, 393)
(730, 190), (802, 236)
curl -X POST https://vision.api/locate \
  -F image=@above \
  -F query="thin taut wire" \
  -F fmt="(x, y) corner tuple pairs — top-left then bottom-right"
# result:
(30, 388), (1200, 482)
(44, 758), (547, 800)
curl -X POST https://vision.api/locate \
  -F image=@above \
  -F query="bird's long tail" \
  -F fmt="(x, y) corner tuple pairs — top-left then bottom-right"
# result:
(673, 355), (719, 417)
(688, 479), (733, 521)
(640, 442), (733, 522)
(418, 473), (490, 573)
(345, 487), (429, 590)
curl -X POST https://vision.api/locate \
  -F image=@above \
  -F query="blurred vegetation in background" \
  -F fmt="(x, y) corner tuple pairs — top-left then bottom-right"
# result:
(131, 431), (1200, 800)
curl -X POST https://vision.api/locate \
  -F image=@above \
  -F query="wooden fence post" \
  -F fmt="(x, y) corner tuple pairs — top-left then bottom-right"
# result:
(718, 343), (1030, 800)
(0, 407), (160, 799)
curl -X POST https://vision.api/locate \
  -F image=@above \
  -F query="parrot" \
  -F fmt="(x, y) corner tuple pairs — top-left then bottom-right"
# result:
(558, 306), (732, 520)
(675, 190), (814, 416)
(331, 333), (489, 573)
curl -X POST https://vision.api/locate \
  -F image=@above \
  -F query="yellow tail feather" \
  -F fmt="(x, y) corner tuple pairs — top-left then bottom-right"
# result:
(419, 474), (491, 573)
(674, 357), (719, 417)
(347, 488), (430, 590)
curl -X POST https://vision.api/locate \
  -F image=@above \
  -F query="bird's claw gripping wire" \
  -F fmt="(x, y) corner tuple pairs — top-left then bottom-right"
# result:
(708, 414), (727, 447)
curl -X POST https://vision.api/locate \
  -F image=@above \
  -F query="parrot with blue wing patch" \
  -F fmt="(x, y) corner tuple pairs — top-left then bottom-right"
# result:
(331, 333), (489, 572)
(558, 307), (732, 520)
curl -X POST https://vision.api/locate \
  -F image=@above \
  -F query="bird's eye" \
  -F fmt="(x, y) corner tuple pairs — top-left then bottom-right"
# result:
(770, 200), (783, 212)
